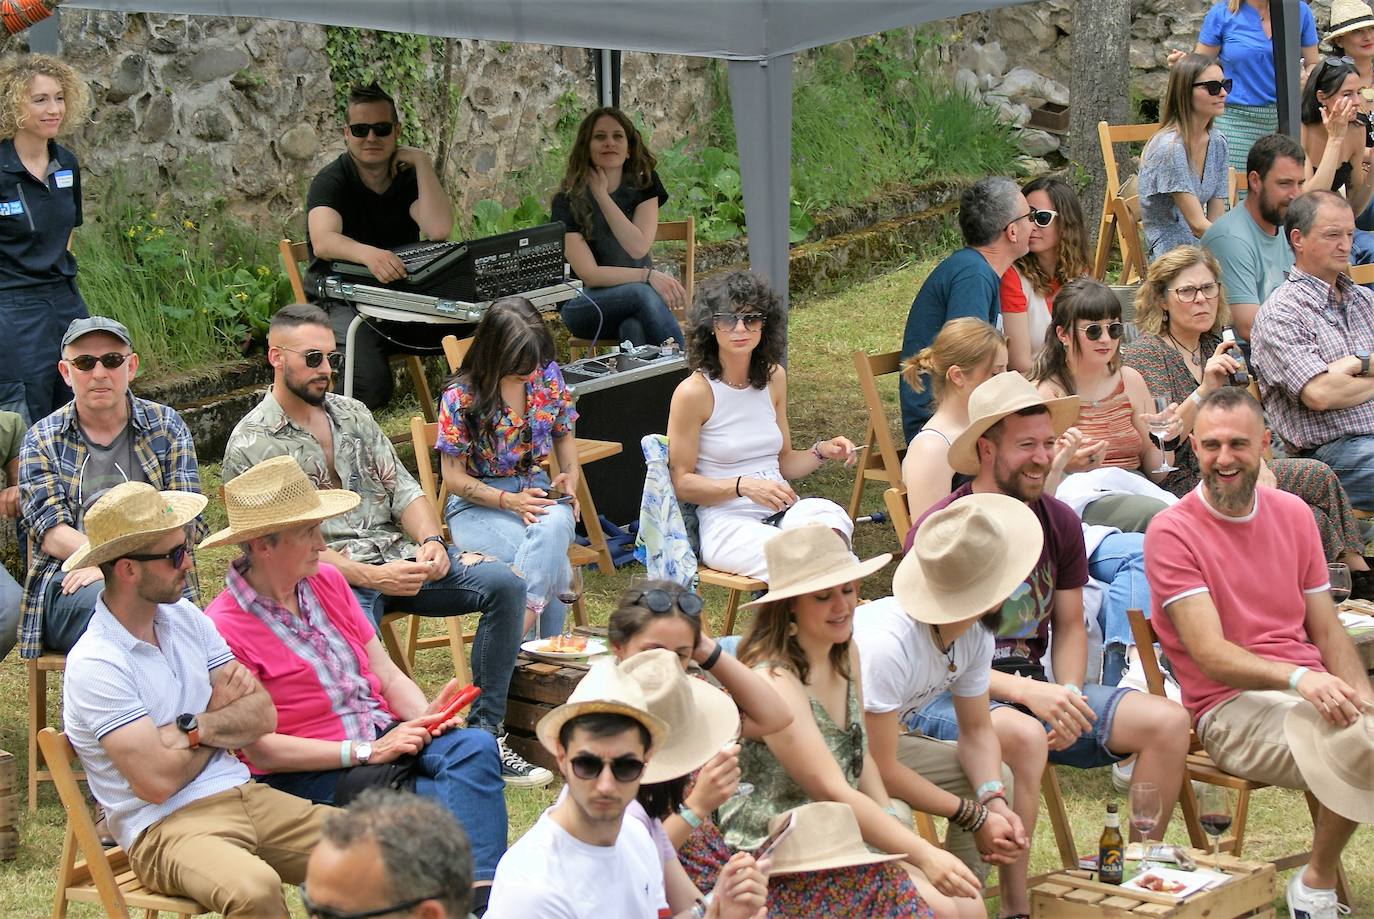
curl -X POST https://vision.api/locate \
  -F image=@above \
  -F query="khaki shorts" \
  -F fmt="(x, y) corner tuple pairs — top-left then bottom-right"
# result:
(1199, 689), (1308, 790)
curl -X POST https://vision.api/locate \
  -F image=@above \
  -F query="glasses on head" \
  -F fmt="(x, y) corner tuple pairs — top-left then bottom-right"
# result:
(65, 352), (131, 372)
(1192, 78), (1234, 96)
(569, 752), (647, 783)
(346, 121), (395, 138)
(627, 587), (704, 618)
(1325, 55), (1357, 68)
(120, 542), (190, 568)
(277, 346), (343, 371)
(1078, 321), (1124, 341)
(1029, 208), (1058, 228)
(712, 312), (765, 332)
(1169, 281), (1220, 302)
(299, 887), (443, 919)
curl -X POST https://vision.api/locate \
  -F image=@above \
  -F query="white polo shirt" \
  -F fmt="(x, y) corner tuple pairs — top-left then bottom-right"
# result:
(62, 597), (249, 851)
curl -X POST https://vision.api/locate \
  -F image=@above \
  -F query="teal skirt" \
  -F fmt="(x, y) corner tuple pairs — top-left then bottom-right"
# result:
(1215, 103), (1278, 175)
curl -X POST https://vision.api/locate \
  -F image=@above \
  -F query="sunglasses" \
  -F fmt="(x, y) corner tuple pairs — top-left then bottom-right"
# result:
(277, 346), (344, 371)
(299, 888), (442, 919)
(65, 352), (131, 372)
(627, 587), (704, 618)
(569, 752), (647, 783)
(1192, 78), (1234, 96)
(1078, 321), (1124, 341)
(712, 312), (765, 332)
(1029, 208), (1058, 228)
(121, 542), (190, 568)
(1169, 281), (1219, 302)
(847, 720), (864, 779)
(346, 121), (395, 138)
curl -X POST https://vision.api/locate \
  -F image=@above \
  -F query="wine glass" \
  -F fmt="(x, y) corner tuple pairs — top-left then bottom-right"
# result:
(1196, 785), (1232, 858)
(1329, 563), (1352, 605)
(1129, 781), (1161, 841)
(1148, 396), (1177, 473)
(556, 566), (584, 644)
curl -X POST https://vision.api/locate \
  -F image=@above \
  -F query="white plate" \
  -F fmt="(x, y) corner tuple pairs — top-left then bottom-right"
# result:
(521, 638), (607, 661)
(1122, 866), (1228, 899)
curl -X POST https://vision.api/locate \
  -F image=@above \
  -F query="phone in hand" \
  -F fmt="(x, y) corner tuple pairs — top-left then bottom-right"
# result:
(544, 489), (575, 504)
(430, 684), (481, 735)
(754, 811), (794, 861)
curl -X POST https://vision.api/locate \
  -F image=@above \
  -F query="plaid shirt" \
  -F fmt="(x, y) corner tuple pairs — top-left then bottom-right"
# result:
(1252, 267), (1374, 451)
(17, 395), (206, 658)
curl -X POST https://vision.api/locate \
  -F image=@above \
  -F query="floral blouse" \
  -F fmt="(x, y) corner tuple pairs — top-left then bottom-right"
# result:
(436, 361), (577, 478)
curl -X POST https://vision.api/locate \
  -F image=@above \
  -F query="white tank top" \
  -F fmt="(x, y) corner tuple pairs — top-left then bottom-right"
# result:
(695, 373), (784, 480)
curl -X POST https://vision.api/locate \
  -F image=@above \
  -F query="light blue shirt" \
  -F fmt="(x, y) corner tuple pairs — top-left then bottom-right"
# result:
(1140, 127), (1230, 261)
(1201, 203), (1294, 308)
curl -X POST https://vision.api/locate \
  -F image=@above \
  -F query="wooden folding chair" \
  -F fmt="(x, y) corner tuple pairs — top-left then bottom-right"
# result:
(1227, 165), (1247, 209)
(1110, 185), (1147, 287)
(883, 486), (913, 549)
(38, 728), (206, 918)
(1348, 262), (1374, 285)
(28, 652), (75, 812)
(847, 349), (907, 520)
(1092, 121), (1160, 280)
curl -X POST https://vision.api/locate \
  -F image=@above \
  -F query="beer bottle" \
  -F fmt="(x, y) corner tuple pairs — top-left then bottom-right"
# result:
(1222, 327), (1249, 386)
(1099, 803), (1124, 884)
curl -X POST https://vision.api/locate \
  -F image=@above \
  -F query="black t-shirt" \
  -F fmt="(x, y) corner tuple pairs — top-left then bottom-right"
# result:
(0, 138), (81, 290)
(550, 171), (668, 278)
(303, 153), (420, 293)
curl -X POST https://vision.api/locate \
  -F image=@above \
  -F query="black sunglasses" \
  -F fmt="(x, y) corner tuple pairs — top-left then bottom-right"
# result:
(1029, 208), (1057, 228)
(299, 887), (443, 919)
(346, 121), (395, 138)
(65, 352), (131, 372)
(121, 542), (190, 568)
(627, 587), (704, 618)
(569, 752), (647, 783)
(1192, 78), (1234, 96)
(1078, 321), (1124, 341)
(847, 720), (864, 779)
(712, 312), (765, 332)
(277, 346), (343, 371)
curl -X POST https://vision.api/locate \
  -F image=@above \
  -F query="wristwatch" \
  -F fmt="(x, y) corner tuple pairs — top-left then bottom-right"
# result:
(1357, 350), (1370, 377)
(421, 535), (446, 548)
(354, 741), (373, 765)
(176, 713), (200, 749)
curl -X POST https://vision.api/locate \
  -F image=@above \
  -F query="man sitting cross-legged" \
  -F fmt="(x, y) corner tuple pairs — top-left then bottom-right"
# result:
(61, 481), (333, 918)
(1144, 386), (1374, 919)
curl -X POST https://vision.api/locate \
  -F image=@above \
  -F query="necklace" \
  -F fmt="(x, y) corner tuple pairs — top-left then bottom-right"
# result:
(930, 624), (957, 673)
(1166, 329), (1204, 368)
(720, 376), (750, 390)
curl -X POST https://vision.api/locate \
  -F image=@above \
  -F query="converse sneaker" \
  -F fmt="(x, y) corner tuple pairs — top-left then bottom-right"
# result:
(497, 733), (553, 788)
(1286, 867), (1349, 919)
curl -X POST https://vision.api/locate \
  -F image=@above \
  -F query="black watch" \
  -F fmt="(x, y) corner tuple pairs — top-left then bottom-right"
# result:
(421, 535), (446, 548)
(1357, 350), (1370, 377)
(176, 712), (200, 749)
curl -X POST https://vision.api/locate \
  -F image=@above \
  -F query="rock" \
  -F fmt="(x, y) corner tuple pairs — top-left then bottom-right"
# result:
(187, 47), (250, 84)
(138, 93), (173, 142)
(1043, 78), (1069, 107)
(1130, 40), (1159, 71)
(190, 108), (233, 142)
(1000, 66), (1049, 104)
(107, 54), (145, 103)
(954, 67), (980, 99)
(1017, 129), (1059, 157)
(982, 42), (1008, 80)
(1015, 156), (1052, 177)
(979, 71), (1000, 92)
(278, 124), (318, 161)
(472, 147), (498, 175)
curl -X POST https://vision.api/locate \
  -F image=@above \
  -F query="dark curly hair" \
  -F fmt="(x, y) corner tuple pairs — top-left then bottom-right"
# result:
(685, 270), (787, 390)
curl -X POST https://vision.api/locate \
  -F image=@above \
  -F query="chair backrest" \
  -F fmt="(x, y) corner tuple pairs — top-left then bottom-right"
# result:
(279, 239), (310, 303)
(1349, 262), (1374, 286)
(1125, 609), (1166, 697)
(409, 417), (448, 523)
(655, 217), (696, 319)
(1098, 120), (1161, 198)
(852, 349), (906, 488)
(1112, 190), (1147, 286)
(883, 486), (913, 547)
(1227, 166), (1247, 210)
(441, 334), (474, 373)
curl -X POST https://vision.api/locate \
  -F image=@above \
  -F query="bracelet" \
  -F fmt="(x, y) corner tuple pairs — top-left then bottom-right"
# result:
(677, 804), (703, 830)
(644, 266), (652, 283)
(340, 739), (353, 768)
(1190, 389), (1205, 408)
(811, 441), (826, 462)
(700, 642), (723, 671)
(1063, 682), (1083, 697)
(735, 476), (742, 497)
(421, 534), (446, 547)
(975, 779), (1005, 800)
(497, 490), (506, 510)
(1289, 666), (1310, 691)
(967, 803), (989, 833)
(979, 791), (1008, 808)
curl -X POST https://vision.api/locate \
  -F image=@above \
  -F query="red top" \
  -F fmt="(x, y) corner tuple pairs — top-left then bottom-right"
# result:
(1075, 376), (1142, 470)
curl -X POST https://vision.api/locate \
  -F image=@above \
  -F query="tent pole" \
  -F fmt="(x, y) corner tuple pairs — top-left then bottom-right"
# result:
(729, 54), (793, 325)
(595, 49), (620, 108)
(1270, 0), (1300, 137)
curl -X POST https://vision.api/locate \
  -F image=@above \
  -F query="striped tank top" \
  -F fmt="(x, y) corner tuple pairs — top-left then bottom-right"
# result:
(1076, 376), (1142, 470)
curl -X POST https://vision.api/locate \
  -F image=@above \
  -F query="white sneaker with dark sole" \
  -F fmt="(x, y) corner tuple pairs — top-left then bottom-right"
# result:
(498, 733), (554, 788)
(1286, 866), (1349, 919)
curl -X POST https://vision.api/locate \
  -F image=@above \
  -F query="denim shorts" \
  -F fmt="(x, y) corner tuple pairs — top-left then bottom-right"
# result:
(909, 682), (1134, 769)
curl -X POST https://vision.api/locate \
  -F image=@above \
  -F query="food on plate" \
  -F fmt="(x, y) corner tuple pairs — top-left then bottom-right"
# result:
(539, 634), (589, 653)
(1135, 873), (1187, 894)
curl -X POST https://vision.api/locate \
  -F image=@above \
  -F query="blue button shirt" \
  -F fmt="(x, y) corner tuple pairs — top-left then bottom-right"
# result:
(0, 138), (81, 289)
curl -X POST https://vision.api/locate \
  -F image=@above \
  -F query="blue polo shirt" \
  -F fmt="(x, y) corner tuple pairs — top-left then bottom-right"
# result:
(0, 138), (81, 290)
(1198, 2), (1317, 108)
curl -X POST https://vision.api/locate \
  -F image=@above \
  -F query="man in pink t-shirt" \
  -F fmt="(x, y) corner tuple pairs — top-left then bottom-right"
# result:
(1144, 387), (1373, 916)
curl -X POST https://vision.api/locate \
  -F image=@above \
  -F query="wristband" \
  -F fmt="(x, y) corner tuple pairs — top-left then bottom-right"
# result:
(341, 740), (353, 768)
(1190, 389), (1205, 408)
(735, 476), (742, 497)
(421, 534), (446, 548)
(975, 780), (1006, 800)
(1289, 666), (1310, 691)
(811, 441), (826, 462)
(980, 791), (1008, 808)
(644, 267), (652, 283)
(677, 804), (703, 830)
(700, 642), (723, 671)
(1063, 682), (1083, 697)
(882, 804), (902, 820)
(497, 490), (506, 510)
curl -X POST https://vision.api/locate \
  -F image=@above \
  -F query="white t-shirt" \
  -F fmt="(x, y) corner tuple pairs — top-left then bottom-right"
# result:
(486, 807), (669, 919)
(852, 596), (994, 730)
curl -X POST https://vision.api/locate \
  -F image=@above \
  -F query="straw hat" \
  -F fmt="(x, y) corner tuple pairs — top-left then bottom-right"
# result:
(893, 493), (1043, 625)
(947, 371), (1079, 475)
(62, 482), (207, 571)
(620, 648), (741, 784)
(1328, 0), (1374, 43)
(199, 455), (360, 549)
(536, 657), (669, 757)
(764, 802), (905, 874)
(1284, 707), (1374, 823)
(742, 524), (892, 608)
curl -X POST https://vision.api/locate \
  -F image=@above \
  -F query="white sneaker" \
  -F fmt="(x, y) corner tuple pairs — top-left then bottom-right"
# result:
(497, 733), (554, 788)
(1286, 867), (1349, 919)
(1111, 759), (1134, 793)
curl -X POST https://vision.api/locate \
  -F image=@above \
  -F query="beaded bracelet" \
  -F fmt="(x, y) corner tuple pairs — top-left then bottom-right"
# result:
(811, 441), (826, 462)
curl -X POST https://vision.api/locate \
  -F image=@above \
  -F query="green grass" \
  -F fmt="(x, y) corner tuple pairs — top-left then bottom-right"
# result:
(1, 260), (1368, 916)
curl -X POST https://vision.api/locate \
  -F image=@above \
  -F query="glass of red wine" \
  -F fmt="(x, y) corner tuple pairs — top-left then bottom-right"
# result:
(1129, 781), (1161, 841)
(1197, 785), (1232, 858)
(556, 566), (583, 643)
(1328, 563), (1352, 605)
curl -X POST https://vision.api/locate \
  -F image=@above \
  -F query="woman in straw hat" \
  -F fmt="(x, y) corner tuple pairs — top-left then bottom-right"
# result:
(1328, 0), (1374, 93)
(683, 524), (983, 919)
(201, 456), (510, 905)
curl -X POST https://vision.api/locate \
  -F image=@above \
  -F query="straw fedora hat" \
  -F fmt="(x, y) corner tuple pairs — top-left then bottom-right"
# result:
(62, 481), (207, 571)
(742, 524), (892, 608)
(199, 455), (360, 550)
(947, 371), (1079, 476)
(536, 657), (669, 757)
(620, 648), (741, 784)
(1284, 707), (1374, 823)
(764, 802), (905, 874)
(1328, 0), (1374, 43)
(893, 493), (1043, 625)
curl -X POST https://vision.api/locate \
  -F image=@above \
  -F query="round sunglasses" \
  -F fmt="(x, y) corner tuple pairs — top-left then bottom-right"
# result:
(277, 346), (344, 371)
(346, 121), (395, 138)
(569, 752), (647, 783)
(65, 352), (131, 372)
(712, 312), (765, 332)
(627, 587), (704, 618)
(1077, 321), (1124, 341)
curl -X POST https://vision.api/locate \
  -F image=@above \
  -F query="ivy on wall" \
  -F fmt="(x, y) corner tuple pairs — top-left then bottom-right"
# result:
(323, 27), (441, 148)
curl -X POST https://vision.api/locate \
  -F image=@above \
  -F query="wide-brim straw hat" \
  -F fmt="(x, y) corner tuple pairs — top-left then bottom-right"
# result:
(893, 493), (1043, 625)
(1328, 0), (1374, 42)
(947, 371), (1080, 476)
(764, 802), (905, 874)
(62, 481), (207, 571)
(743, 524), (892, 608)
(1284, 707), (1374, 823)
(199, 454), (360, 549)
(620, 648), (741, 784)
(536, 657), (669, 757)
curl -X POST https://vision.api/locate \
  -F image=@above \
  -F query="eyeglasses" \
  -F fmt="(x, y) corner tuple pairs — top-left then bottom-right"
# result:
(1169, 281), (1220, 302)
(1005, 210), (1034, 230)
(569, 752), (647, 783)
(346, 121), (395, 138)
(1078, 322), (1124, 341)
(277, 346), (343, 371)
(65, 352), (131, 372)
(299, 887), (443, 919)
(712, 312), (765, 332)
(120, 542), (190, 568)
(1029, 208), (1058, 228)
(1192, 78), (1234, 96)
(627, 587), (704, 618)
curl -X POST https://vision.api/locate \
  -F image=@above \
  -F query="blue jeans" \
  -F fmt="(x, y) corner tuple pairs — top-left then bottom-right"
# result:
(560, 282), (684, 349)
(1309, 435), (1374, 511)
(259, 727), (507, 882)
(351, 546), (524, 735)
(0, 564), (21, 662)
(445, 470), (576, 639)
(41, 577), (104, 654)
(0, 279), (87, 425)
(1089, 532), (1151, 688)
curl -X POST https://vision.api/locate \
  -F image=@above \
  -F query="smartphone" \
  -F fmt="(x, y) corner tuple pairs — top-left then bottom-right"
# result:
(755, 812), (794, 860)
(544, 489), (575, 504)
(431, 684), (481, 735)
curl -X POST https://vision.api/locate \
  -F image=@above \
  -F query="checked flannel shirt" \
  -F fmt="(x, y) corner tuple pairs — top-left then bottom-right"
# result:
(17, 395), (206, 658)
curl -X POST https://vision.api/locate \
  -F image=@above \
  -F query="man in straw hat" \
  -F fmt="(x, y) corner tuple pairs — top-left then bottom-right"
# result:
(203, 455), (512, 913)
(855, 494), (1043, 918)
(910, 371), (1191, 836)
(60, 480), (334, 917)
(1143, 387), (1373, 919)
(488, 656), (768, 919)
